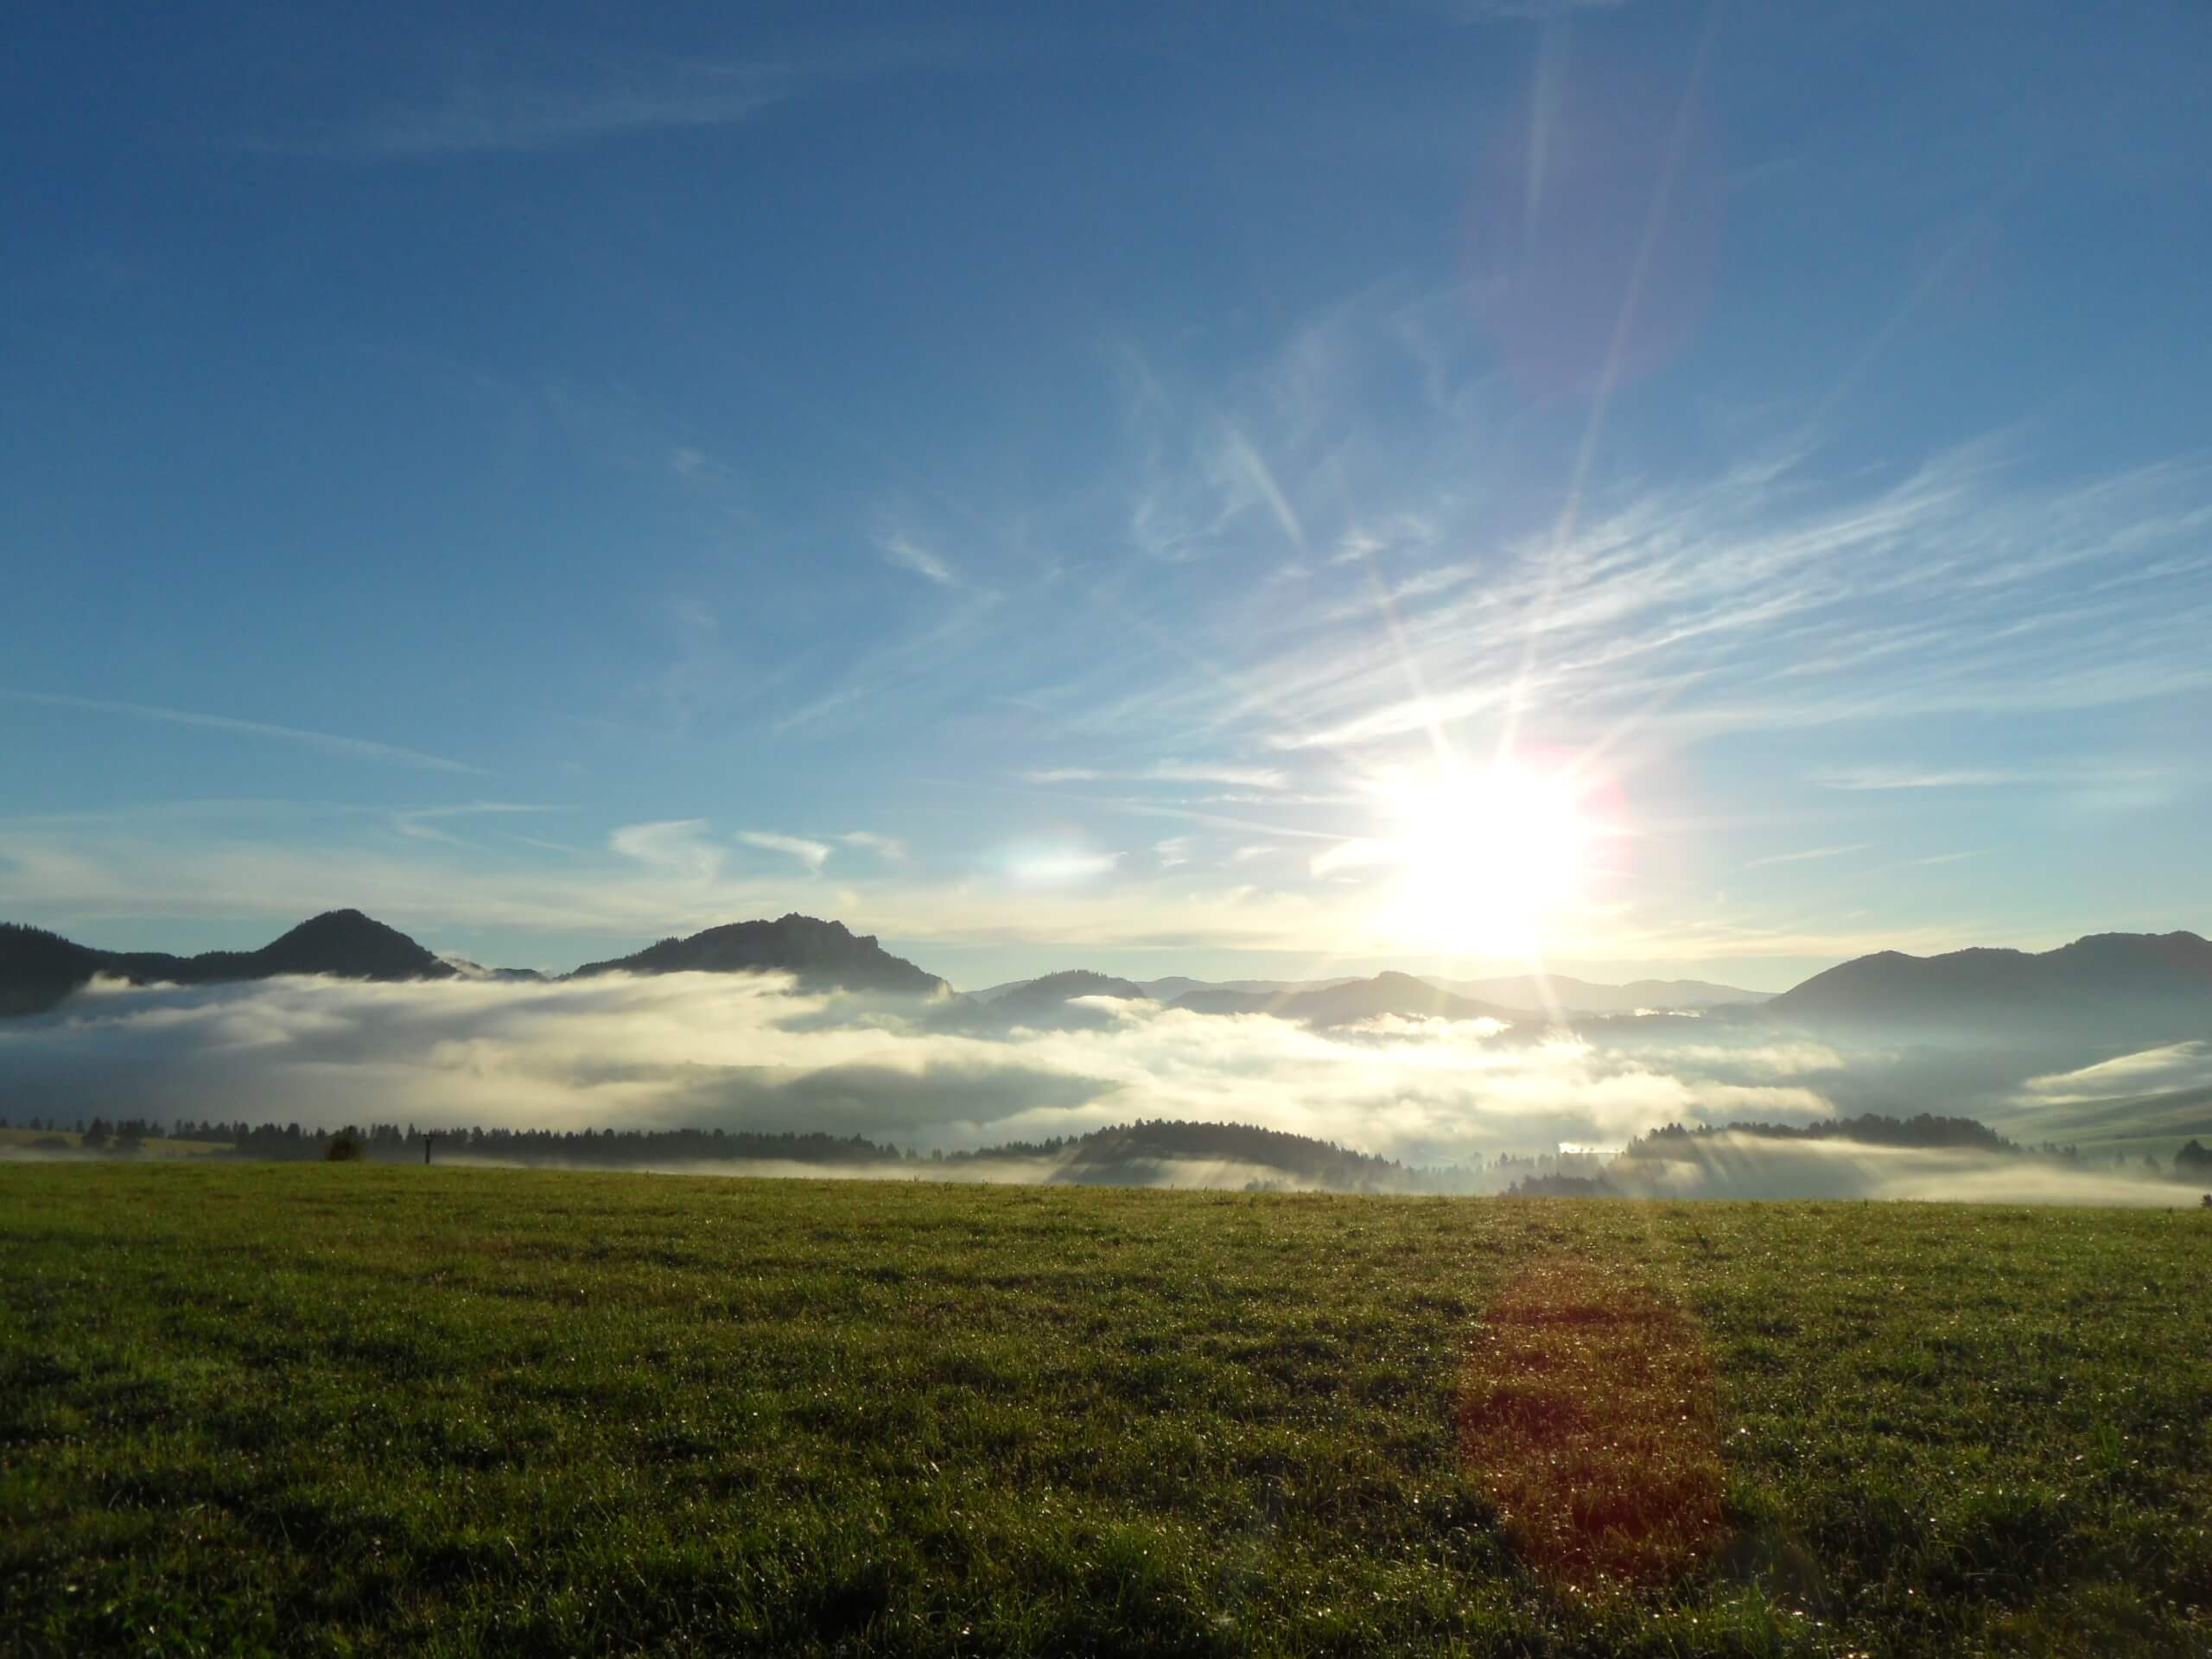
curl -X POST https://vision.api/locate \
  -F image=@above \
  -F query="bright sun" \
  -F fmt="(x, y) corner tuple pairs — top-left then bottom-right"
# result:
(1374, 759), (1600, 956)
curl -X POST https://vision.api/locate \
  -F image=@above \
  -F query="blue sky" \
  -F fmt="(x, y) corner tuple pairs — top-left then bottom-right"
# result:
(3, 0), (2209, 990)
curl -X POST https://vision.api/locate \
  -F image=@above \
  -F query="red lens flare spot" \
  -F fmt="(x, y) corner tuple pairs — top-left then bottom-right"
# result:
(1458, 1255), (1727, 1587)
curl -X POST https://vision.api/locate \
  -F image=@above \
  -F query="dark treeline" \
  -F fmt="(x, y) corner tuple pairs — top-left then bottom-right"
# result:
(0, 1114), (1428, 1184)
(0, 1115), (909, 1166)
(1, 1112), (1479, 1189)
(1623, 1113), (2014, 1154)
(12, 1110), (2206, 1194)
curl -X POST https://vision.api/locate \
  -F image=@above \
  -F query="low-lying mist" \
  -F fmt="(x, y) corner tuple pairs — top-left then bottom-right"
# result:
(1, 972), (2201, 1205)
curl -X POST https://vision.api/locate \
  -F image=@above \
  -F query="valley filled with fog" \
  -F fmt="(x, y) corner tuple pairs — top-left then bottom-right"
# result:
(6, 957), (2204, 1205)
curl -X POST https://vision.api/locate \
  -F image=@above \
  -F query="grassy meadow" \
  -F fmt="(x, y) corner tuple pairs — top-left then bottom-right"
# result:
(1, 1163), (2207, 1656)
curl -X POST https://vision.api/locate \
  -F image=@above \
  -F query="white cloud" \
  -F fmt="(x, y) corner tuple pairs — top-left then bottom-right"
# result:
(2018, 1041), (2212, 1106)
(301, 60), (800, 159)
(1744, 843), (1872, 870)
(1810, 764), (2173, 791)
(388, 803), (567, 846)
(1006, 849), (1120, 887)
(1023, 763), (1290, 790)
(610, 819), (724, 881)
(740, 830), (833, 872)
(0, 974), (1813, 1165)
(840, 831), (908, 862)
(878, 531), (956, 586)
(1309, 838), (1393, 877)
(8, 973), (2180, 1206)
(1, 690), (481, 774)
(1217, 429), (1306, 553)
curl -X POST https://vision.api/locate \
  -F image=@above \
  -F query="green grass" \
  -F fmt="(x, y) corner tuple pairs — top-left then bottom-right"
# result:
(1, 1165), (2206, 1656)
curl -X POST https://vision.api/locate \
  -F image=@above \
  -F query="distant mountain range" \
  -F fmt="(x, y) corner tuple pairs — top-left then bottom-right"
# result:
(974, 969), (1765, 1014)
(1166, 971), (1525, 1027)
(1431, 974), (1771, 1014)
(1765, 931), (2212, 1037)
(0, 910), (941, 1014)
(3, 912), (2205, 1051)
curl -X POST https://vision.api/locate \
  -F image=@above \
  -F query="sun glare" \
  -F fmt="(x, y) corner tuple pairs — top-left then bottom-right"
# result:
(1375, 759), (1602, 956)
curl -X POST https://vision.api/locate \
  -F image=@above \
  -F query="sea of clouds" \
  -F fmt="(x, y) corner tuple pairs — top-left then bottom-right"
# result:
(0, 972), (2196, 1205)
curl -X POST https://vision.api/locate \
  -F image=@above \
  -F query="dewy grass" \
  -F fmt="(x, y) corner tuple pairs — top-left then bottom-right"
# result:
(0, 1162), (2207, 1656)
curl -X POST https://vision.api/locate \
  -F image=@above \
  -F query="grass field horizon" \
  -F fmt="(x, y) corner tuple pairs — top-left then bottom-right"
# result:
(3, 1162), (2206, 1656)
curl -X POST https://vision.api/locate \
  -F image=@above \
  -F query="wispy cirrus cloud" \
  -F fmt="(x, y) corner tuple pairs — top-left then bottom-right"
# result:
(388, 802), (566, 845)
(610, 819), (724, 881)
(1, 690), (482, 774)
(1810, 763), (2174, 791)
(1024, 763), (1291, 790)
(740, 830), (833, 873)
(1084, 287), (2212, 787)
(1744, 843), (1872, 870)
(289, 58), (802, 160)
(876, 530), (957, 587)
(841, 831), (908, 863)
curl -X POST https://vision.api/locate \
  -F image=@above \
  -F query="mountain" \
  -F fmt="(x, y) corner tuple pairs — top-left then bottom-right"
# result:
(568, 914), (948, 996)
(1141, 975), (1362, 999)
(1432, 974), (1770, 1014)
(439, 957), (549, 983)
(991, 969), (1147, 1019)
(981, 971), (1758, 1014)
(1767, 931), (2212, 1037)
(973, 974), (1363, 1001)
(1133, 975), (1207, 1001)
(1173, 970), (1524, 1028)
(231, 911), (454, 982)
(0, 925), (111, 1015)
(0, 909), (455, 1014)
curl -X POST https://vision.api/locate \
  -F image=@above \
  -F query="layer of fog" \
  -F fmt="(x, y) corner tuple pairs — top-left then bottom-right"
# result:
(1613, 1134), (2188, 1207)
(0, 971), (2197, 1205)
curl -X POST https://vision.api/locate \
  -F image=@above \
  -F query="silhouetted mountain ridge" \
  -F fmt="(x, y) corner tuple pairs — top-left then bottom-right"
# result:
(989, 969), (1148, 1018)
(8, 915), (2206, 1052)
(1433, 973), (1770, 1013)
(1173, 970), (1525, 1027)
(1768, 931), (2212, 1033)
(0, 910), (454, 1014)
(568, 914), (948, 996)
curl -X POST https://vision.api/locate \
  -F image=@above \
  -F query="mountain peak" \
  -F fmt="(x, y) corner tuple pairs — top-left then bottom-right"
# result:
(0, 909), (453, 1011)
(569, 914), (946, 995)
(987, 969), (1149, 1020)
(249, 910), (452, 981)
